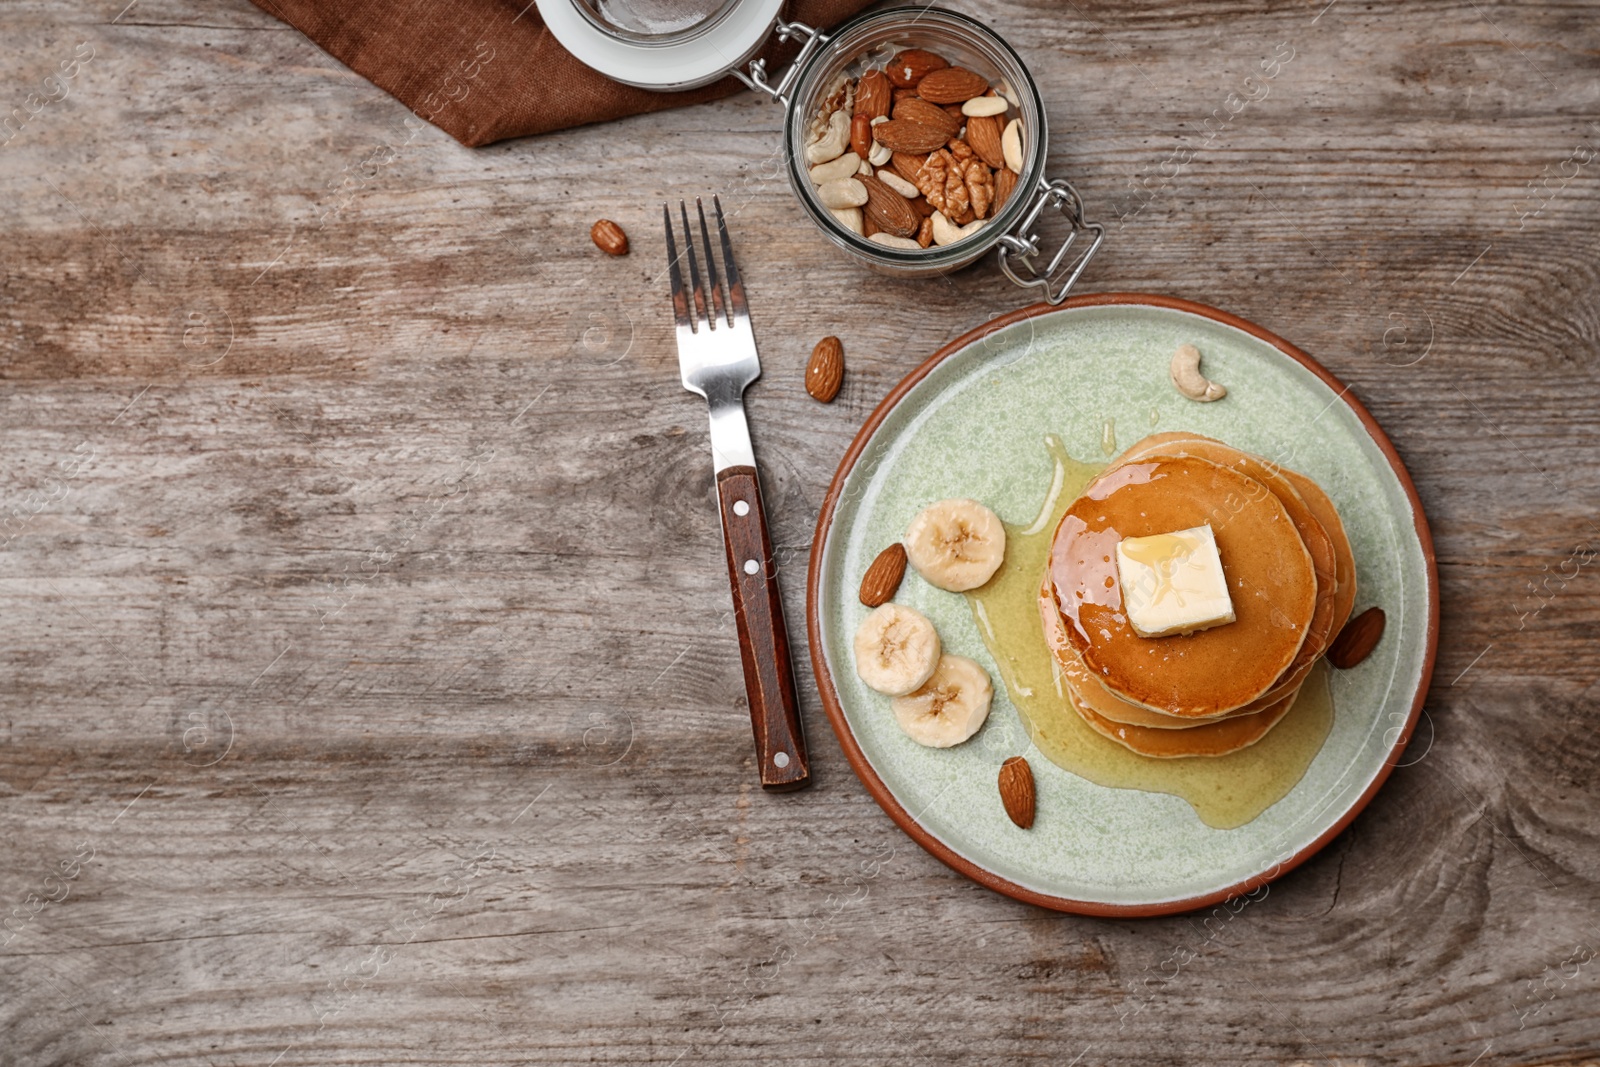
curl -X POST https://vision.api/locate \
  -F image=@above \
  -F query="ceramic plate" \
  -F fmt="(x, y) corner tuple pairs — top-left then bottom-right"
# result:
(806, 295), (1438, 916)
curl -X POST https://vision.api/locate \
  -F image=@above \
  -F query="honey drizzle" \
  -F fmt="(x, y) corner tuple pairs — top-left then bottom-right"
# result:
(965, 434), (1335, 830)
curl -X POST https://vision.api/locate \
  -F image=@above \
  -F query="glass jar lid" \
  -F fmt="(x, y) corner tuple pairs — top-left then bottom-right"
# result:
(537, 0), (784, 90)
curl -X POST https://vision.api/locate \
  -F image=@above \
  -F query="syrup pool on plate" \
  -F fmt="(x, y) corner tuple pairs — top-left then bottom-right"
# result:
(963, 434), (1334, 830)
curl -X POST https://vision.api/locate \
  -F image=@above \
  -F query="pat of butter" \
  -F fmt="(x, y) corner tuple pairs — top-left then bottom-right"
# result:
(1115, 524), (1236, 638)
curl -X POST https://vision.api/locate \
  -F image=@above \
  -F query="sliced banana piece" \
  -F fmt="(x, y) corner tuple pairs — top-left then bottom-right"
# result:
(853, 603), (941, 696)
(891, 654), (993, 748)
(904, 498), (1007, 592)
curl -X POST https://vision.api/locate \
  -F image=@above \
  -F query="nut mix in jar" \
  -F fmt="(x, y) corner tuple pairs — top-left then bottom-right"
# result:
(802, 45), (1025, 252)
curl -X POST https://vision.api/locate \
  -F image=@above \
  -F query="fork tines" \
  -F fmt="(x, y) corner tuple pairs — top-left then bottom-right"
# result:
(664, 195), (746, 335)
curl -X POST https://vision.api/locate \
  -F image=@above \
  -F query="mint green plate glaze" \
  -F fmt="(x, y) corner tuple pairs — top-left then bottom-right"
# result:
(807, 296), (1438, 916)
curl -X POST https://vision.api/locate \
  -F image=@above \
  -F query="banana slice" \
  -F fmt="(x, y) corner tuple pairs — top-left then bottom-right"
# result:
(891, 654), (993, 747)
(853, 603), (941, 696)
(904, 498), (1006, 592)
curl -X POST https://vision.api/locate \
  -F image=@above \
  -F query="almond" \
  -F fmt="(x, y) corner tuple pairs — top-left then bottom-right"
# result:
(1329, 606), (1386, 669)
(993, 166), (1017, 211)
(872, 119), (949, 154)
(858, 543), (907, 607)
(850, 113), (874, 159)
(590, 219), (628, 256)
(998, 756), (1035, 829)
(858, 173), (919, 238)
(886, 48), (949, 89)
(892, 96), (961, 140)
(917, 66), (989, 105)
(891, 151), (928, 186)
(964, 113), (1006, 171)
(806, 336), (844, 403)
(916, 215), (934, 247)
(854, 69), (892, 119)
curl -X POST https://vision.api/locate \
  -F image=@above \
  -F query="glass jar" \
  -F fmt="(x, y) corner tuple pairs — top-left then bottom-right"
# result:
(537, 2), (1103, 301)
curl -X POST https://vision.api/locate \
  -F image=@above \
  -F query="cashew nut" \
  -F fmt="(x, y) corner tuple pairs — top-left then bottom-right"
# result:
(931, 211), (987, 247)
(868, 233), (922, 250)
(805, 109), (850, 165)
(830, 206), (864, 235)
(1001, 119), (1024, 174)
(817, 177), (868, 210)
(868, 139), (892, 166)
(808, 151), (861, 185)
(857, 157), (874, 176)
(1170, 343), (1227, 402)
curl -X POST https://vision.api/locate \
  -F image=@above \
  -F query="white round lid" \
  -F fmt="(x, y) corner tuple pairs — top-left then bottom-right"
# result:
(536, 0), (785, 91)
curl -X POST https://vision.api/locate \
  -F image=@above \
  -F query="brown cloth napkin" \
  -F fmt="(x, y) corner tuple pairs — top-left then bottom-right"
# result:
(249, 0), (874, 146)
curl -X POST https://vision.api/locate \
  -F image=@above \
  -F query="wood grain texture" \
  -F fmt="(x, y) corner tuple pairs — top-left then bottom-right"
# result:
(2, 0), (1598, 1063)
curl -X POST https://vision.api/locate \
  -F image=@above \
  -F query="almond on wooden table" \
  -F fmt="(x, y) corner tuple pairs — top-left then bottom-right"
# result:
(998, 756), (1036, 829)
(590, 219), (628, 256)
(858, 543), (907, 607)
(806, 336), (845, 403)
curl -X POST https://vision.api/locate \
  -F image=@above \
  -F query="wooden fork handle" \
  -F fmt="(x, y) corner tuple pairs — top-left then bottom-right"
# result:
(716, 465), (811, 792)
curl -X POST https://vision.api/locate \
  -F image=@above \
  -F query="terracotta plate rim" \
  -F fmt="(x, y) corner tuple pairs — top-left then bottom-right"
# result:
(804, 292), (1440, 918)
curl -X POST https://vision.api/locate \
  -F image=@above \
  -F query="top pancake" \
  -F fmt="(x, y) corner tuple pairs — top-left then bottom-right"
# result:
(1048, 455), (1316, 717)
(1113, 433), (1340, 673)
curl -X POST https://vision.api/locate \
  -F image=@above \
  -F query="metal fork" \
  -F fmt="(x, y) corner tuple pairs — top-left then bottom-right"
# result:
(664, 195), (810, 792)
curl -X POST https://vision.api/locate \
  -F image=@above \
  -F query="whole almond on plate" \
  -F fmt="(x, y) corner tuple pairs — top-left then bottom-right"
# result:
(1329, 606), (1386, 669)
(964, 113), (1006, 171)
(893, 96), (961, 140)
(993, 166), (1017, 211)
(858, 543), (907, 607)
(998, 756), (1036, 829)
(806, 336), (844, 403)
(590, 219), (628, 256)
(854, 69), (892, 119)
(917, 67), (990, 104)
(886, 48), (949, 89)
(859, 173), (919, 238)
(872, 119), (950, 154)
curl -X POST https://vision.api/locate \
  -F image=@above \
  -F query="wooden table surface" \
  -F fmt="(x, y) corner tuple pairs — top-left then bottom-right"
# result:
(4, 0), (1598, 1063)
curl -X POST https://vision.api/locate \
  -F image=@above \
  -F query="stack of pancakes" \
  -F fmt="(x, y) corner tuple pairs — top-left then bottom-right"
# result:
(1039, 432), (1356, 758)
